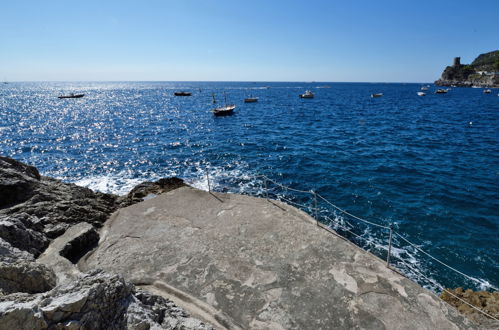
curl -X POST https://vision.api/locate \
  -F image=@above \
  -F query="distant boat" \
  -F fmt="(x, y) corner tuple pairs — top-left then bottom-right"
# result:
(244, 96), (258, 103)
(421, 86), (429, 91)
(371, 93), (383, 98)
(435, 89), (448, 94)
(483, 89), (491, 94)
(174, 91), (192, 96)
(213, 92), (235, 116)
(417, 92), (426, 96)
(212, 93), (217, 104)
(58, 93), (84, 99)
(300, 90), (314, 98)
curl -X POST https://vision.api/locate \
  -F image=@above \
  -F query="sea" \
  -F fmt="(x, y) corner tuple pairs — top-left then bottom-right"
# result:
(1, 81), (498, 293)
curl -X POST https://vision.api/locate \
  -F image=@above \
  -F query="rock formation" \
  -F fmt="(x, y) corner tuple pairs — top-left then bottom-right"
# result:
(441, 288), (499, 328)
(0, 156), (496, 329)
(0, 156), (210, 329)
(435, 51), (499, 87)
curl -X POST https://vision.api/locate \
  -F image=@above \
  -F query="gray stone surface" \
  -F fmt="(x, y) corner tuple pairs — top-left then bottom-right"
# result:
(0, 270), (213, 330)
(83, 187), (480, 330)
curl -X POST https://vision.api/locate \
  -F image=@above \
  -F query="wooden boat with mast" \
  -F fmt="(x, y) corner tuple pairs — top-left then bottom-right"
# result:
(213, 92), (235, 116)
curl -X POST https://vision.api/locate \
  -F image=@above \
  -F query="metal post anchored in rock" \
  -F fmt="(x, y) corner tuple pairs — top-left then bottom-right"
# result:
(205, 168), (211, 192)
(264, 176), (269, 200)
(312, 190), (318, 225)
(386, 223), (394, 267)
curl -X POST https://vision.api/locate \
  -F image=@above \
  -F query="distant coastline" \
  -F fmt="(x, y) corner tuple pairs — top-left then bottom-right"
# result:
(435, 51), (499, 88)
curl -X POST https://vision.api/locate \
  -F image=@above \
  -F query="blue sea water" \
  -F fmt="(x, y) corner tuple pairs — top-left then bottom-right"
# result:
(1, 81), (498, 292)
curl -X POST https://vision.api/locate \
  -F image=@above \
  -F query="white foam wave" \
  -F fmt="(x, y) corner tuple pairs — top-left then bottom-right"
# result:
(73, 173), (150, 196)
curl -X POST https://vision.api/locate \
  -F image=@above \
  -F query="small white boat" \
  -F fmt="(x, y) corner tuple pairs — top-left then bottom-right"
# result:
(371, 93), (383, 98)
(483, 89), (491, 94)
(417, 92), (426, 96)
(435, 89), (448, 94)
(421, 86), (429, 91)
(299, 90), (314, 98)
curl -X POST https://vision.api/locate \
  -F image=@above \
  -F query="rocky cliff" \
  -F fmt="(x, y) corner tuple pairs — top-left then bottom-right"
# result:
(0, 156), (209, 329)
(435, 50), (499, 87)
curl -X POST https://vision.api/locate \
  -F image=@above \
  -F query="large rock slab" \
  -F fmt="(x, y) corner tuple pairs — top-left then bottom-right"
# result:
(83, 187), (479, 329)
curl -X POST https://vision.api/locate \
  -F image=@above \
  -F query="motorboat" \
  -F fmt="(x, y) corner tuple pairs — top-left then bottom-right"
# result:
(174, 91), (192, 96)
(58, 93), (84, 99)
(244, 97), (258, 103)
(371, 93), (383, 98)
(417, 92), (426, 96)
(435, 89), (448, 94)
(483, 89), (491, 94)
(299, 90), (314, 98)
(420, 86), (429, 91)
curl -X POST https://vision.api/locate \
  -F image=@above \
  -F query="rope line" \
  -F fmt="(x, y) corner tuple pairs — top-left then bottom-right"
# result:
(277, 196), (312, 211)
(260, 175), (314, 194)
(397, 259), (498, 320)
(393, 232), (491, 287)
(211, 172), (495, 294)
(317, 193), (390, 229)
(325, 216), (378, 248)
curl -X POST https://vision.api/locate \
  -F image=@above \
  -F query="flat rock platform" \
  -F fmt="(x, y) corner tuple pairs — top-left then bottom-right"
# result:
(82, 187), (477, 329)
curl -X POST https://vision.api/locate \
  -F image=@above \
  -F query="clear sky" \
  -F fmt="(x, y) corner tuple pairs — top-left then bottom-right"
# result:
(1, 0), (498, 82)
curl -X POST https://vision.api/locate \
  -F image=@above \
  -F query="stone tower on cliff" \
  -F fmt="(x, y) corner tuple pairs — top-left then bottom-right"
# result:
(453, 57), (461, 67)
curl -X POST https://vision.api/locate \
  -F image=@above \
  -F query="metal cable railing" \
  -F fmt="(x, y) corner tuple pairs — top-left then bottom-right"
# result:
(202, 171), (497, 320)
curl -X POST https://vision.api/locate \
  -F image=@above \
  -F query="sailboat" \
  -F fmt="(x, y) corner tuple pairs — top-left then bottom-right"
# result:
(212, 92), (236, 116)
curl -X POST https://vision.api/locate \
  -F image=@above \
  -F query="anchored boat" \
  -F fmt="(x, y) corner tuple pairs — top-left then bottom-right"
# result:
(417, 92), (426, 96)
(435, 89), (448, 94)
(299, 90), (314, 98)
(174, 91), (192, 96)
(244, 97), (259, 103)
(213, 92), (236, 116)
(58, 93), (85, 99)
(371, 93), (383, 98)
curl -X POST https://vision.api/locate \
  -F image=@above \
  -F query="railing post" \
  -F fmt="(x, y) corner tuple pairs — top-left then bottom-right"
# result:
(386, 223), (393, 267)
(205, 168), (211, 192)
(264, 176), (269, 200)
(312, 190), (318, 225)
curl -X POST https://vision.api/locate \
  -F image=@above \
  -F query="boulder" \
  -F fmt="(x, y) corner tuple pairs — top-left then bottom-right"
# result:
(118, 177), (187, 207)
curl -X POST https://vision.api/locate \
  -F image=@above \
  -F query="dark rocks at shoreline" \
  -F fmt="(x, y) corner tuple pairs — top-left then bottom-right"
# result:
(0, 156), (188, 257)
(118, 177), (187, 207)
(441, 288), (499, 326)
(0, 156), (118, 256)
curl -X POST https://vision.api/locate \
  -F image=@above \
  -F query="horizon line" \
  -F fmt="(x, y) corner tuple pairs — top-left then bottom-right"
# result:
(3, 80), (435, 84)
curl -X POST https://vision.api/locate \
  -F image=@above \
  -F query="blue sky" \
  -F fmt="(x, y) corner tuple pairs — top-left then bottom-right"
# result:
(1, 0), (498, 82)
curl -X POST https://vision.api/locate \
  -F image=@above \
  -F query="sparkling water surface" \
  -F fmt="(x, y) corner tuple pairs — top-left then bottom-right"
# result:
(1, 81), (498, 292)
